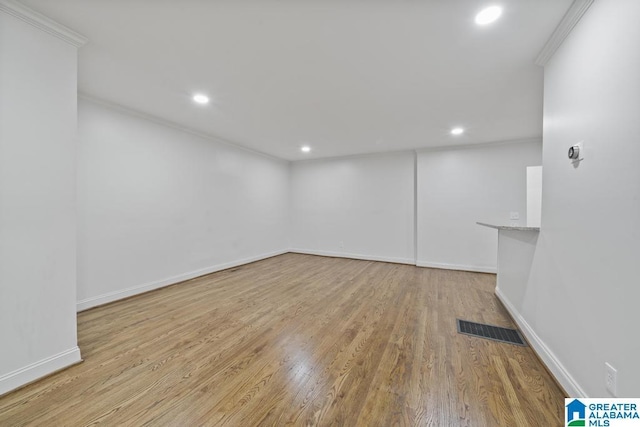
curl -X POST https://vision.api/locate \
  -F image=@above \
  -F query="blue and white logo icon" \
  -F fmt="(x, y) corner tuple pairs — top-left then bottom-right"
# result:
(567, 399), (586, 426)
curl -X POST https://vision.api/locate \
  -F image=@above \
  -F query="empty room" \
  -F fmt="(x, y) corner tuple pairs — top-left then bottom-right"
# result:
(1, 0), (638, 425)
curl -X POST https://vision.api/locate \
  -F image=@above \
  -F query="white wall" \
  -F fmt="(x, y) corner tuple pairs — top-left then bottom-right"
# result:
(0, 9), (81, 394)
(526, 166), (542, 227)
(290, 152), (415, 264)
(416, 140), (542, 273)
(498, 0), (640, 397)
(77, 98), (289, 310)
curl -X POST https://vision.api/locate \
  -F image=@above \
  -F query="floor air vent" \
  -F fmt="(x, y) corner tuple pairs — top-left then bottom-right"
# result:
(457, 319), (526, 346)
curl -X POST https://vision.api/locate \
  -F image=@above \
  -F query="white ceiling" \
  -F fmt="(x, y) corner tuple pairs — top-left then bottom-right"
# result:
(23, 0), (571, 160)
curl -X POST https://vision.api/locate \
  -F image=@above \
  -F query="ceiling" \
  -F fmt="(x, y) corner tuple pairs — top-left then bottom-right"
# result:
(23, 0), (572, 160)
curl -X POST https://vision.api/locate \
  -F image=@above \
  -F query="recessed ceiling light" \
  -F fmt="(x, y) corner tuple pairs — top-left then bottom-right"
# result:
(192, 94), (210, 105)
(301, 146), (311, 153)
(475, 6), (502, 26)
(451, 127), (464, 135)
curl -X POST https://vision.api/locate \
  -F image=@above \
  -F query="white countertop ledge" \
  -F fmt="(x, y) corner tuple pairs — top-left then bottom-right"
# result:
(476, 222), (540, 232)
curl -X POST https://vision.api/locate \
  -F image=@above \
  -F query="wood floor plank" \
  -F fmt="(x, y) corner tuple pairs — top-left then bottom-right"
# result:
(0, 253), (565, 426)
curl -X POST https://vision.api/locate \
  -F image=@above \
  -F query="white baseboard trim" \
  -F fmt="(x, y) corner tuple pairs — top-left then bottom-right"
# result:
(0, 346), (81, 397)
(415, 260), (496, 274)
(76, 249), (288, 312)
(495, 286), (587, 398)
(289, 248), (415, 265)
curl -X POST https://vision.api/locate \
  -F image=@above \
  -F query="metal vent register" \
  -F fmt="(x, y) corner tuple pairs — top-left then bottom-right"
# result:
(457, 319), (526, 346)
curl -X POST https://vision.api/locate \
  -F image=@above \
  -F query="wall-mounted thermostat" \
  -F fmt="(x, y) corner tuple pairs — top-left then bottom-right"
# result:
(568, 145), (580, 159)
(568, 141), (584, 163)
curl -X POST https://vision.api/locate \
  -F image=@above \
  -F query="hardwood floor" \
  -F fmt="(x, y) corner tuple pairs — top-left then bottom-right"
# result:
(0, 253), (564, 426)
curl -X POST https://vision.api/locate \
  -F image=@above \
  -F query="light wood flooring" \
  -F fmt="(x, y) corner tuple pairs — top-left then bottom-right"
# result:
(0, 253), (564, 426)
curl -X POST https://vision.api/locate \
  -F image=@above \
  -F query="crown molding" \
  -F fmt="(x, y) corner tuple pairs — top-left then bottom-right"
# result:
(535, 0), (594, 66)
(414, 137), (542, 154)
(0, 0), (88, 48)
(293, 147), (417, 164)
(78, 93), (288, 164)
